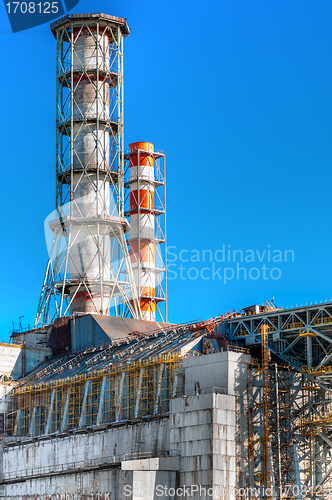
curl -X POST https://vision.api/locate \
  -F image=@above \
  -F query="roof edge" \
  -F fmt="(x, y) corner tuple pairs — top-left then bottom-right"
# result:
(50, 13), (130, 37)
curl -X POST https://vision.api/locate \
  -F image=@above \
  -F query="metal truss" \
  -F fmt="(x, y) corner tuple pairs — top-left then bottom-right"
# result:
(269, 363), (295, 499)
(249, 361), (299, 500)
(224, 302), (332, 498)
(35, 15), (140, 325)
(124, 149), (167, 322)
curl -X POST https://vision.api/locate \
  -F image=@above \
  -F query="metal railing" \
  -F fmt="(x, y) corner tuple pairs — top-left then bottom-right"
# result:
(226, 344), (250, 355)
(1, 451), (155, 482)
(302, 364), (332, 376)
(183, 387), (228, 397)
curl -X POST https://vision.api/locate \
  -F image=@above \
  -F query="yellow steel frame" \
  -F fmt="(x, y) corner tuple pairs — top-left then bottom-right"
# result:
(6, 352), (188, 437)
(302, 365), (332, 376)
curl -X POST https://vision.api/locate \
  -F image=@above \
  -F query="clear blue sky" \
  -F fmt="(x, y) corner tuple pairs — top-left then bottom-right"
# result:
(1, 0), (332, 339)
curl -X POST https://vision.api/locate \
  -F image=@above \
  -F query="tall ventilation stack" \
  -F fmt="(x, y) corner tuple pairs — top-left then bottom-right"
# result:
(125, 142), (167, 322)
(35, 14), (140, 325)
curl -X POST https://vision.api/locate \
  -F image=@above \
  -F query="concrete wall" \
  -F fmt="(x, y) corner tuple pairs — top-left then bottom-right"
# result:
(12, 326), (51, 347)
(1, 418), (169, 499)
(0, 351), (251, 499)
(183, 350), (250, 396)
(0, 344), (22, 377)
(0, 459), (132, 500)
(169, 392), (249, 500)
(0, 343), (52, 380)
(2, 418), (169, 475)
(0, 382), (13, 438)
(0, 380), (16, 428)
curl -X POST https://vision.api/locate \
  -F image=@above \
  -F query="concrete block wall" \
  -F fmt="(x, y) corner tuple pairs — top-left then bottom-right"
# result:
(213, 394), (249, 498)
(169, 392), (249, 500)
(170, 394), (213, 499)
(169, 350), (250, 500)
(0, 418), (169, 499)
(122, 459), (178, 500)
(183, 350), (250, 396)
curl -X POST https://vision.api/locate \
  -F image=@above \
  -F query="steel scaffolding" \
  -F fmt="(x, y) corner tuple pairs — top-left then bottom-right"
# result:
(224, 302), (332, 499)
(261, 325), (271, 500)
(35, 14), (140, 326)
(270, 364), (295, 499)
(5, 353), (185, 437)
(250, 362), (297, 500)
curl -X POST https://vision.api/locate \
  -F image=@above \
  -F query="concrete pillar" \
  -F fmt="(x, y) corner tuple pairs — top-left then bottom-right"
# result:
(96, 376), (108, 426)
(79, 380), (91, 428)
(61, 388), (70, 432)
(45, 388), (56, 435)
(116, 371), (126, 422)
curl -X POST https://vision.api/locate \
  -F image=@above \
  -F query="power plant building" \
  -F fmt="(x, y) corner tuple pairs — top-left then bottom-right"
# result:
(1, 12), (332, 500)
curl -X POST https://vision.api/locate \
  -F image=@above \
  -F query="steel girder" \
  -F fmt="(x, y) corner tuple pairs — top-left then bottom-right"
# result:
(224, 303), (332, 499)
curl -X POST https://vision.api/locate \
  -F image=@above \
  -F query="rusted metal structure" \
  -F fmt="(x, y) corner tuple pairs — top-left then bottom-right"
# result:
(261, 325), (271, 500)
(222, 301), (332, 499)
(35, 14), (140, 326)
(270, 364), (295, 500)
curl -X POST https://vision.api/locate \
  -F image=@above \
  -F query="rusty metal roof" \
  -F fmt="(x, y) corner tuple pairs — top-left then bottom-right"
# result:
(70, 314), (173, 352)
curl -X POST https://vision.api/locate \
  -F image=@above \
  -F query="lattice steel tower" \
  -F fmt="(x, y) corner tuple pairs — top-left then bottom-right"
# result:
(35, 13), (140, 325)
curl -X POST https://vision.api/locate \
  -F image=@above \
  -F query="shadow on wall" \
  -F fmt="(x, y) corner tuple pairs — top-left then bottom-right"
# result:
(0, 341), (52, 381)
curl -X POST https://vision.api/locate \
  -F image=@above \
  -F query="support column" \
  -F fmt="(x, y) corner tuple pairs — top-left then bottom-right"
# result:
(79, 380), (91, 428)
(29, 407), (36, 436)
(45, 388), (56, 435)
(61, 388), (70, 432)
(154, 363), (164, 415)
(96, 376), (107, 426)
(116, 372), (125, 422)
(134, 368), (144, 418)
(307, 335), (313, 368)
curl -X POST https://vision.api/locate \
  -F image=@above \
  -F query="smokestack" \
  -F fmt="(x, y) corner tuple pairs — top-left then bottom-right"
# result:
(35, 14), (140, 325)
(126, 142), (167, 321)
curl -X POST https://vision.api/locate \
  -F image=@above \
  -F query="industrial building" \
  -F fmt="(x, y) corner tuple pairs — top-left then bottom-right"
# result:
(1, 11), (332, 500)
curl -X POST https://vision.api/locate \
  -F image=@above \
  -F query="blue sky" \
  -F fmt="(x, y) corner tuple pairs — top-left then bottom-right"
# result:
(1, 0), (332, 338)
